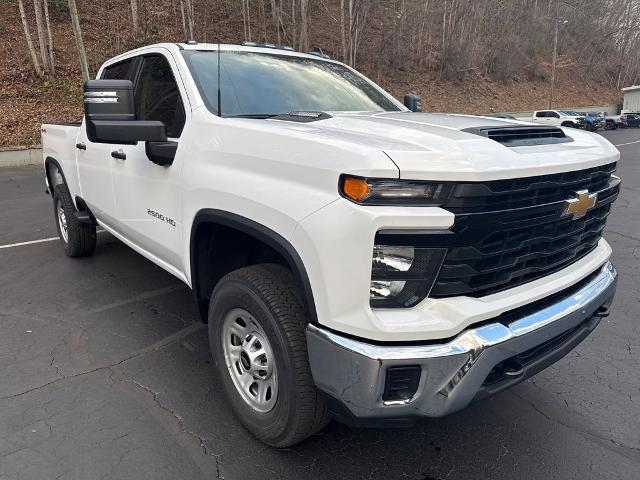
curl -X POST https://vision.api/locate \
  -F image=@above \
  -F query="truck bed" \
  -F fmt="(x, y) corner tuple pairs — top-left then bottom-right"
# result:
(41, 123), (81, 196)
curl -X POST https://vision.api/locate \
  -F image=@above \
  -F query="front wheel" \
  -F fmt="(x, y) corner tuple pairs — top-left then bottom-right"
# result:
(53, 184), (96, 257)
(208, 264), (330, 447)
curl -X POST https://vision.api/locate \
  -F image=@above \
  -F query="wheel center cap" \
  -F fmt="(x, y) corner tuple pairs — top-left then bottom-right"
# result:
(240, 351), (251, 371)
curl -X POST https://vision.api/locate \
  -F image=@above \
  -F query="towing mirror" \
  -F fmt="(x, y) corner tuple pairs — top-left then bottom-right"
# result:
(403, 94), (423, 112)
(83, 80), (167, 144)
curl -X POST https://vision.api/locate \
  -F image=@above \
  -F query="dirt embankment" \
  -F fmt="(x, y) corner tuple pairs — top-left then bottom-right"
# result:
(0, 1), (622, 147)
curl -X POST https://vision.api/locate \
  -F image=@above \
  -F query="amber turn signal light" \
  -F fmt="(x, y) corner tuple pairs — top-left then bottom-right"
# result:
(342, 177), (370, 202)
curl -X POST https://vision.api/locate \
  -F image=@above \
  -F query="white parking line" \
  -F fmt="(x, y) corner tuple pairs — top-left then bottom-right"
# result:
(0, 237), (59, 250)
(614, 140), (640, 147)
(0, 230), (106, 250)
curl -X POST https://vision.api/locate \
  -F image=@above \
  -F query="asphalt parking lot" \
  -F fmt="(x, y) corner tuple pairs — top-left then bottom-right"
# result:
(1, 129), (639, 480)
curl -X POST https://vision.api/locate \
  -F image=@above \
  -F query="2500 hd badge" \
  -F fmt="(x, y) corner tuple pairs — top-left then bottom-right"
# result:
(147, 208), (176, 227)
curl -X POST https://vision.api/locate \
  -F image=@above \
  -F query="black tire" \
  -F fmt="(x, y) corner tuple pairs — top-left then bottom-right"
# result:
(208, 264), (330, 447)
(53, 184), (97, 257)
(561, 121), (574, 128)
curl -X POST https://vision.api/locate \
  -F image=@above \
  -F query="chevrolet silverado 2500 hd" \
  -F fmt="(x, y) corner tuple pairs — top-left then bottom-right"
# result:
(41, 43), (620, 447)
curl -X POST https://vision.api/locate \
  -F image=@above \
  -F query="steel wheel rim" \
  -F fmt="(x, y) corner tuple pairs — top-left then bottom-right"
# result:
(221, 308), (278, 413)
(57, 200), (68, 243)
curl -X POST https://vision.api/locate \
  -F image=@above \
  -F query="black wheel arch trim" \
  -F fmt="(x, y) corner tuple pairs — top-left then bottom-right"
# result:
(190, 209), (318, 324)
(44, 156), (96, 224)
(44, 156), (68, 194)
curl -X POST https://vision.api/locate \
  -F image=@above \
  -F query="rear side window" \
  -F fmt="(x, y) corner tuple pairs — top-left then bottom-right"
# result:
(535, 111), (547, 118)
(134, 55), (185, 138)
(102, 59), (133, 80)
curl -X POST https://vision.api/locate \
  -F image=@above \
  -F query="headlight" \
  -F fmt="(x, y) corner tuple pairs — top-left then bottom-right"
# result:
(340, 175), (453, 206)
(370, 245), (446, 308)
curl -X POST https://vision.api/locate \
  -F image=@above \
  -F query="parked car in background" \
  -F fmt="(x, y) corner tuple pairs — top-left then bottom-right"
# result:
(485, 113), (516, 119)
(624, 113), (640, 127)
(529, 110), (586, 128)
(604, 113), (631, 130)
(584, 112), (604, 131)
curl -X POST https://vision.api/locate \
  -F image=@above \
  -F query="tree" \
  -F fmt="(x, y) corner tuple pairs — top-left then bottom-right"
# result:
(43, 0), (55, 74)
(18, 0), (54, 76)
(130, 0), (139, 39)
(340, 0), (371, 67)
(298, 0), (309, 52)
(33, 0), (51, 73)
(18, 0), (43, 76)
(68, 0), (89, 81)
(179, 0), (194, 40)
(270, 0), (282, 44)
(241, 0), (252, 41)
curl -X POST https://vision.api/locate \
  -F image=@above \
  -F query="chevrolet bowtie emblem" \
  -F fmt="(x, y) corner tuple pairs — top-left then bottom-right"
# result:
(564, 190), (597, 219)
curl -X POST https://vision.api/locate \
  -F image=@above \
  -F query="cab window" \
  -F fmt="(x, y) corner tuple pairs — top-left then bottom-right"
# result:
(102, 59), (134, 80)
(134, 55), (185, 138)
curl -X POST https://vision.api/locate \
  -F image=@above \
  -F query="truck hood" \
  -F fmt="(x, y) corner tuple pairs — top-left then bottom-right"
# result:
(270, 112), (619, 181)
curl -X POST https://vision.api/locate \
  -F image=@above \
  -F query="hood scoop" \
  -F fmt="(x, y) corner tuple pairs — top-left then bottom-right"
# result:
(462, 125), (573, 147)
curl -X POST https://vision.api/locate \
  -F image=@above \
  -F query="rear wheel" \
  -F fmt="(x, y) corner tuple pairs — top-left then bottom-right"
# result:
(53, 184), (96, 257)
(208, 264), (330, 447)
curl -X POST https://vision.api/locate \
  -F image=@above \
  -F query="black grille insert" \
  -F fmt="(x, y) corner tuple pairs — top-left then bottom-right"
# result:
(445, 162), (617, 213)
(376, 163), (619, 299)
(430, 178), (619, 298)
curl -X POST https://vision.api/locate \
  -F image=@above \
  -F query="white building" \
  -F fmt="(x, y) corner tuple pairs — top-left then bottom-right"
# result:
(622, 85), (640, 113)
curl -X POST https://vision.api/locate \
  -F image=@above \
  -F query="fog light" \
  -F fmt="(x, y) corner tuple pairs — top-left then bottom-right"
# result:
(370, 245), (446, 308)
(370, 280), (407, 299)
(372, 245), (414, 273)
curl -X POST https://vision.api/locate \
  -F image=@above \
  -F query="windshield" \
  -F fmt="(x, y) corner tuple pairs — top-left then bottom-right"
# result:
(560, 111), (581, 116)
(182, 50), (401, 116)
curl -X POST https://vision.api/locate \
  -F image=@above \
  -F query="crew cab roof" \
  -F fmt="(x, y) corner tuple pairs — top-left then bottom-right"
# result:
(105, 42), (340, 66)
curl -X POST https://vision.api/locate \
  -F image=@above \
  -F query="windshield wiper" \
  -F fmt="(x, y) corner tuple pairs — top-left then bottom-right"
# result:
(226, 111), (332, 122)
(226, 113), (283, 119)
(227, 110), (331, 122)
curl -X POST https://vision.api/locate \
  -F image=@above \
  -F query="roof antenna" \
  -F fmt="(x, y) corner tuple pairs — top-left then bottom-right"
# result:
(217, 42), (222, 116)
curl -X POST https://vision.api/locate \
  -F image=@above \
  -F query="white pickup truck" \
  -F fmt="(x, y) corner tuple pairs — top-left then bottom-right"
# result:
(527, 109), (586, 129)
(42, 42), (620, 447)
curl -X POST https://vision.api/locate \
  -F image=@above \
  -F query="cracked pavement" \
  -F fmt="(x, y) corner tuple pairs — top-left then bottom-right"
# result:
(1, 129), (639, 479)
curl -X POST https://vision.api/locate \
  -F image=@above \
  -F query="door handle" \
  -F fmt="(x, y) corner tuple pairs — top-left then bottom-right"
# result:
(75, 142), (86, 150)
(111, 150), (126, 160)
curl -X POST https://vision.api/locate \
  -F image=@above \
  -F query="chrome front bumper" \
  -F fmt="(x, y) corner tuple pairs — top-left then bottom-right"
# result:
(306, 262), (617, 423)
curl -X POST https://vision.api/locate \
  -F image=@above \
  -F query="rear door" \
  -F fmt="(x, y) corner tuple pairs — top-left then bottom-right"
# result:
(548, 111), (561, 125)
(77, 58), (137, 224)
(110, 51), (188, 273)
(533, 111), (548, 124)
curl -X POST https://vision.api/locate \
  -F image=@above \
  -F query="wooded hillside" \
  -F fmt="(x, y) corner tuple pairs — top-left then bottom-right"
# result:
(2, 0), (637, 147)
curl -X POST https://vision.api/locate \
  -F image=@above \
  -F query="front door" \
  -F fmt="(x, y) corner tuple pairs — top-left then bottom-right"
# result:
(110, 52), (188, 273)
(76, 58), (138, 224)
